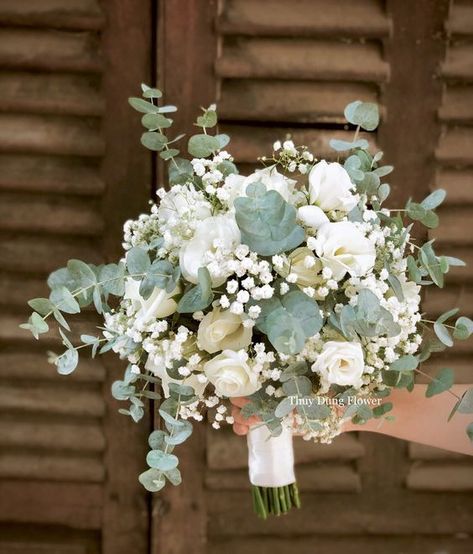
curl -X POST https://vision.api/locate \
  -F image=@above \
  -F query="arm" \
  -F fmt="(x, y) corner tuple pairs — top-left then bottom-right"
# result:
(231, 385), (473, 456)
(345, 384), (473, 456)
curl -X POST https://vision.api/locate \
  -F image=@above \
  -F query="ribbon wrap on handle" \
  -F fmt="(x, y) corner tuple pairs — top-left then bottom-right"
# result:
(247, 424), (295, 487)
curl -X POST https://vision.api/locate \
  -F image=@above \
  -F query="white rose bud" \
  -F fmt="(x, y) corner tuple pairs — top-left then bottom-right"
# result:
(297, 205), (329, 230)
(197, 308), (252, 354)
(179, 214), (241, 286)
(314, 222), (375, 280)
(222, 166), (296, 205)
(275, 247), (323, 287)
(308, 160), (358, 212)
(312, 341), (365, 388)
(204, 349), (260, 397)
(124, 278), (180, 325)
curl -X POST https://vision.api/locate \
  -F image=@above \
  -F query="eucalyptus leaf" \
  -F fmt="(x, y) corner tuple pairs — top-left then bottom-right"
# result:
(344, 101), (379, 131)
(56, 348), (79, 375)
(187, 134), (219, 157)
(146, 449), (179, 471)
(329, 138), (369, 152)
(426, 368), (454, 397)
(139, 468), (166, 492)
(177, 267), (213, 313)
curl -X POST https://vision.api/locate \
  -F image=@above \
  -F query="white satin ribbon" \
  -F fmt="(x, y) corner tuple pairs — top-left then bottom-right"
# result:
(247, 424), (295, 487)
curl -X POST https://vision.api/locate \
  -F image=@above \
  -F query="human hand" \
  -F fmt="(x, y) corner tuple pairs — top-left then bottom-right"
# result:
(230, 397), (260, 435)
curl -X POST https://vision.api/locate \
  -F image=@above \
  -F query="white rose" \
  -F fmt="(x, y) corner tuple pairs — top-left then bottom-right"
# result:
(198, 308), (252, 353)
(314, 222), (376, 280)
(158, 187), (211, 222)
(145, 356), (206, 398)
(308, 160), (358, 212)
(297, 205), (329, 229)
(124, 278), (180, 325)
(275, 247), (323, 287)
(204, 349), (260, 397)
(223, 165), (296, 204)
(179, 214), (241, 286)
(398, 274), (421, 306)
(312, 341), (365, 388)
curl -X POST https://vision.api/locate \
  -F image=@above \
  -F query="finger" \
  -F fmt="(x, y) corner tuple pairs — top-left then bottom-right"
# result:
(233, 422), (249, 436)
(230, 396), (250, 408)
(231, 406), (259, 426)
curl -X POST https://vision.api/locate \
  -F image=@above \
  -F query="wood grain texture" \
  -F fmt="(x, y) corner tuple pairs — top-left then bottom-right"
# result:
(218, 0), (391, 37)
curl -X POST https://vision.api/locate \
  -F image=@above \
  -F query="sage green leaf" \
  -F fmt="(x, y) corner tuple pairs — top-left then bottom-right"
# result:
(141, 131), (168, 151)
(378, 183), (391, 203)
(168, 382), (195, 398)
(279, 361), (309, 382)
(457, 388), (473, 414)
(99, 263), (126, 296)
(141, 84), (162, 99)
(158, 105), (177, 114)
(146, 450), (179, 471)
(297, 400), (331, 420)
(421, 188), (446, 210)
(187, 134), (219, 157)
(215, 133), (230, 149)
(30, 312), (49, 336)
(196, 108), (217, 128)
(50, 286), (80, 314)
(177, 267), (213, 313)
(329, 138), (369, 152)
(235, 187), (305, 256)
(148, 430), (167, 450)
(126, 247), (150, 276)
(373, 165), (393, 177)
(28, 298), (53, 316)
(342, 289), (400, 338)
(139, 260), (177, 299)
(282, 376), (312, 396)
(218, 160), (238, 177)
(406, 201), (427, 221)
(373, 402), (393, 417)
(390, 355), (419, 371)
(160, 148), (179, 160)
(53, 309), (70, 331)
(168, 157), (193, 185)
(344, 101), (379, 131)
(66, 260), (97, 298)
(164, 420), (193, 445)
(130, 403), (144, 422)
(426, 368), (454, 397)
(139, 468), (165, 492)
(111, 380), (135, 400)
(164, 467), (182, 486)
(142, 113), (172, 129)
(56, 348), (79, 375)
(128, 97), (159, 114)
(442, 256), (465, 267)
(453, 316), (473, 340)
(407, 255), (422, 283)
(344, 155), (364, 181)
(419, 242), (444, 288)
(387, 273), (404, 301)
(274, 397), (295, 418)
(434, 321), (453, 347)
(255, 292), (322, 355)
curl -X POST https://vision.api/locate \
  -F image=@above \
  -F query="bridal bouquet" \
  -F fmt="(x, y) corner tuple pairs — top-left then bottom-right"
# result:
(23, 86), (473, 519)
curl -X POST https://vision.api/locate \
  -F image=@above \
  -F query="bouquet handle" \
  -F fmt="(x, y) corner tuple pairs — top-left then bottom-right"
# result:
(247, 424), (300, 518)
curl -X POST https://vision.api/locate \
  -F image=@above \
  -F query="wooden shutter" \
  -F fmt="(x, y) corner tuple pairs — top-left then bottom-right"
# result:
(405, 0), (473, 495)
(0, 2), (152, 553)
(158, 1), (473, 553)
